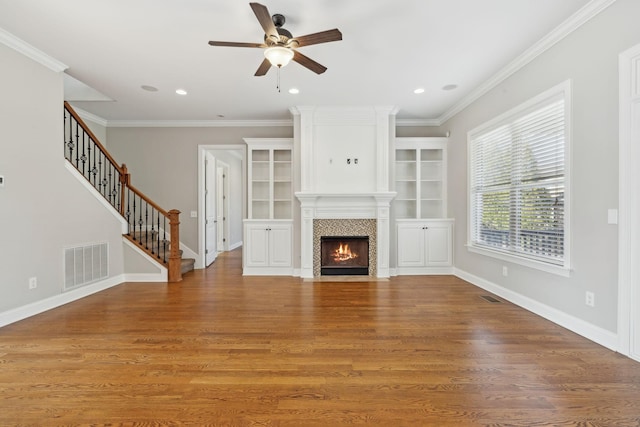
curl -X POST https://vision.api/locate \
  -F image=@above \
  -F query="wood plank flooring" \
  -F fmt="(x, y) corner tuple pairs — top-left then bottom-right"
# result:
(1, 249), (640, 426)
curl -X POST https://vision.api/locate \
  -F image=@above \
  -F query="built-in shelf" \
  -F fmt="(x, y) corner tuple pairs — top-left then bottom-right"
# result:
(245, 139), (293, 220)
(393, 137), (447, 219)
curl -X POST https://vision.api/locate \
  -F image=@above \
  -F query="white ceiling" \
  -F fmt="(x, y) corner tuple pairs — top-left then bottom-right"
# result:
(0, 0), (594, 123)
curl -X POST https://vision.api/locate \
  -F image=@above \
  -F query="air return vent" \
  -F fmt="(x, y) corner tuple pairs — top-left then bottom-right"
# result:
(64, 242), (108, 291)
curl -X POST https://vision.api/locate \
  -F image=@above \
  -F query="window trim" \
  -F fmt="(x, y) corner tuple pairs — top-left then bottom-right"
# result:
(467, 80), (572, 276)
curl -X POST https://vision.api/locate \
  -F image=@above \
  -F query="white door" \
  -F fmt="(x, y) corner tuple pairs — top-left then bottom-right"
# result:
(425, 224), (452, 266)
(397, 223), (426, 267)
(619, 43), (640, 362)
(216, 165), (226, 251)
(205, 153), (217, 266)
(268, 224), (292, 267)
(245, 224), (269, 267)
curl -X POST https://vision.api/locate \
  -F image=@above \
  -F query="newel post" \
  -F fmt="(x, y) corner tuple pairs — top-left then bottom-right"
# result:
(119, 164), (130, 216)
(167, 209), (182, 283)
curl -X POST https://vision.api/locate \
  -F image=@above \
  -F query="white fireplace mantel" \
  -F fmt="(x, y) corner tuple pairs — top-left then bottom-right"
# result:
(296, 192), (396, 278)
(292, 105), (398, 279)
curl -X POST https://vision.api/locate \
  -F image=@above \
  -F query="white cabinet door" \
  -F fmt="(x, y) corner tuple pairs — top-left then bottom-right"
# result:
(425, 224), (452, 266)
(268, 225), (292, 267)
(245, 225), (269, 268)
(397, 223), (426, 267)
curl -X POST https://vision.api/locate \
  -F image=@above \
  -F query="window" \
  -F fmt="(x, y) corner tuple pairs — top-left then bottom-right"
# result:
(468, 81), (571, 274)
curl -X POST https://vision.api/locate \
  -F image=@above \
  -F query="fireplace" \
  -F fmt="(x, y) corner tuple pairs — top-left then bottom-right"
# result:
(320, 236), (369, 276)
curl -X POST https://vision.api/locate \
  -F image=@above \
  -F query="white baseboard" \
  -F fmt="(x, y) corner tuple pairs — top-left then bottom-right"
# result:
(454, 268), (618, 352)
(124, 272), (167, 282)
(0, 275), (125, 328)
(229, 241), (243, 251)
(396, 266), (455, 275)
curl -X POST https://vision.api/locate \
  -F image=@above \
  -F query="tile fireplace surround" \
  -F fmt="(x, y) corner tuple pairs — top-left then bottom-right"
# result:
(313, 219), (377, 277)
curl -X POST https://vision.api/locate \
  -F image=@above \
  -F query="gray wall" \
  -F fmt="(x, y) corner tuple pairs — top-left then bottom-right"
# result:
(106, 126), (292, 252)
(445, 0), (640, 333)
(0, 42), (125, 314)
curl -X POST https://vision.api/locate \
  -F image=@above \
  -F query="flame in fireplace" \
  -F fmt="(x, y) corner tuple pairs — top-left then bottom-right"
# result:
(333, 243), (358, 262)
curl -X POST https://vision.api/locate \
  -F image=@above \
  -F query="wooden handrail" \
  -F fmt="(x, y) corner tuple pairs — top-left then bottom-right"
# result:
(63, 101), (124, 176)
(125, 182), (170, 217)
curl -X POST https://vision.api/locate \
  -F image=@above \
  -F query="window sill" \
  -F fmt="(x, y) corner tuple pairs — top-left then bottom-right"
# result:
(466, 244), (571, 277)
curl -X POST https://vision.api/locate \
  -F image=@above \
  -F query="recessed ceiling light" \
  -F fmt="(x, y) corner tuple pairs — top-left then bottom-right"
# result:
(442, 84), (458, 91)
(413, 88), (425, 94)
(288, 88), (300, 94)
(141, 85), (158, 92)
(175, 89), (187, 95)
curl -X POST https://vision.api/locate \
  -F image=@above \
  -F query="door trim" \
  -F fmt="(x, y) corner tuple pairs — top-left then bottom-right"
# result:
(197, 145), (246, 269)
(618, 42), (640, 362)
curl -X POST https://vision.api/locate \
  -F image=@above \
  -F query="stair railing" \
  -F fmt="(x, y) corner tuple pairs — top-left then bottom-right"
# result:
(63, 102), (182, 282)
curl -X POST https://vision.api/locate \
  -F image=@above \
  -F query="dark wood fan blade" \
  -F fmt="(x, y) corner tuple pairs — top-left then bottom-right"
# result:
(250, 2), (279, 42)
(293, 50), (327, 74)
(209, 41), (266, 48)
(292, 29), (342, 47)
(254, 58), (271, 76)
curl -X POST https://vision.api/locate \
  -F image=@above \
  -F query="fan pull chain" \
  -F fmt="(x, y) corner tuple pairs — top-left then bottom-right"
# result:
(276, 66), (282, 93)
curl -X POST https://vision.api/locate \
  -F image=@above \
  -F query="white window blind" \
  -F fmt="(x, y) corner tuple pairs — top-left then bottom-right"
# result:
(469, 84), (569, 269)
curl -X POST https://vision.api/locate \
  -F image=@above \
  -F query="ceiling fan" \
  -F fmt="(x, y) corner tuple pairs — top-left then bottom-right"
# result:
(208, 2), (342, 76)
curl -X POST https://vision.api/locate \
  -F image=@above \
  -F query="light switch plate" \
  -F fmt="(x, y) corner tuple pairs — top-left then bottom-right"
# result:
(608, 209), (618, 225)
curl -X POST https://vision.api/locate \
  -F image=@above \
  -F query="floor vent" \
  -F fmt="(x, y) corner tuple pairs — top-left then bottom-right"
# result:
(480, 295), (501, 303)
(64, 242), (108, 291)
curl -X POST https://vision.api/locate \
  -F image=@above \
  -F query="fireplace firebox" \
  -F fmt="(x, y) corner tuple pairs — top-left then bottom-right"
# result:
(320, 236), (369, 276)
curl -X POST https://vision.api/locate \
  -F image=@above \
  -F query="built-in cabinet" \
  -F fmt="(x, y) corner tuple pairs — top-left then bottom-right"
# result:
(394, 137), (453, 274)
(243, 138), (294, 275)
(396, 219), (454, 274)
(243, 221), (293, 275)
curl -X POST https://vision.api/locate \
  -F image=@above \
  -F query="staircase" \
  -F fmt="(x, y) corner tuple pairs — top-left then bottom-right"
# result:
(63, 102), (194, 281)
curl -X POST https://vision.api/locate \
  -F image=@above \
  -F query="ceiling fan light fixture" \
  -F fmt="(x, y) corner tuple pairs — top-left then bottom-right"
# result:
(264, 46), (294, 68)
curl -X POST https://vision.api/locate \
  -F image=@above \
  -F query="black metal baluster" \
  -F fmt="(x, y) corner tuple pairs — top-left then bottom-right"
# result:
(91, 139), (97, 187)
(80, 130), (87, 176)
(66, 111), (74, 162)
(143, 201), (148, 249)
(132, 192), (137, 240)
(156, 211), (161, 259)
(163, 216), (168, 263)
(126, 188), (132, 235)
(86, 136), (93, 185)
(108, 165), (113, 205)
(138, 196), (144, 248)
(74, 122), (80, 168)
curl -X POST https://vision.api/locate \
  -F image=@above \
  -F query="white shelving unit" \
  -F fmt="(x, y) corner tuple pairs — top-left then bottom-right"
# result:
(246, 139), (293, 220)
(393, 137), (453, 275)
(394, 137), (447, 219)
(243, 138), (294, 276)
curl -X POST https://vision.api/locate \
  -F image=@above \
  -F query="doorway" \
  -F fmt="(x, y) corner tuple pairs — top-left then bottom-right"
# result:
(198, 145), (246, 269)
(618, 42), (640, 362)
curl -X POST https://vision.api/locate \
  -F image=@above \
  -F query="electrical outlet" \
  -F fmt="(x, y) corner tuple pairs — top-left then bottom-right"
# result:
(585, 291), (595, 307)
(502, 266), (508, 277)
(28, 277), (37, 289)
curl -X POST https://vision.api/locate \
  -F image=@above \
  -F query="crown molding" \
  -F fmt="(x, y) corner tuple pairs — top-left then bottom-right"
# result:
(438, 0), (617, 124)
(396, 118), (441, 127)
(0, 27), (67, 72)
(71, 105), (109, 127)
(107, 119), (293, 128)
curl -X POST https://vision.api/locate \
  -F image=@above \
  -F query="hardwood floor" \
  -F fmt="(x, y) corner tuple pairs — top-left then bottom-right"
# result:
(1, 249), (639, 426)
